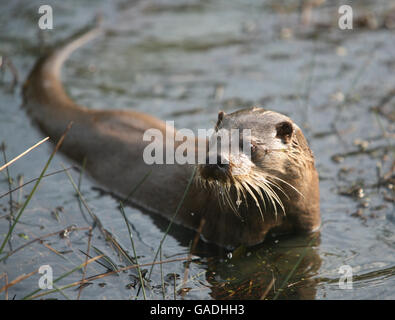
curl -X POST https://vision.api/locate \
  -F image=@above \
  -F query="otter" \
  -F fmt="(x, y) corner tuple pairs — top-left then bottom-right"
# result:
(22, 27), (320, 247)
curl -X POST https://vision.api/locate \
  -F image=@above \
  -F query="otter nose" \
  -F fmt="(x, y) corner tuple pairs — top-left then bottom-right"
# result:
(205, 155), (229, 170)
(199, 155), (230, 182)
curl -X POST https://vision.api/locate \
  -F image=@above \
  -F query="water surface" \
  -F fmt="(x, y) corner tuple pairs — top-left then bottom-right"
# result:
(0, 0), (394, 299)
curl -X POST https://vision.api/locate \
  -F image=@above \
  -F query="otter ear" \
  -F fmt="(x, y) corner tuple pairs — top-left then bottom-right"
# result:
(215, 111), (226, 131)
(276, 121), (293, 143)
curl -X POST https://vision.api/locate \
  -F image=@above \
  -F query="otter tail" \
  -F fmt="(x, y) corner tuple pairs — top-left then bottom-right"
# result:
(22, 26), (103, 140)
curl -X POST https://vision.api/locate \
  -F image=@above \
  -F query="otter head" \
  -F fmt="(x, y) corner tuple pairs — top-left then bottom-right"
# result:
(196, 107), (320, 230)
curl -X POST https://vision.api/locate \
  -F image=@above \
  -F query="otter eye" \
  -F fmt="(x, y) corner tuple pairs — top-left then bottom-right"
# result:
(276, 121), (293, 143)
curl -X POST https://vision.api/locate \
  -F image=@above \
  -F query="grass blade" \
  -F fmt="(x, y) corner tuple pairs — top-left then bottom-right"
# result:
(119, 203), (146, 300)
(148, 166), (196, 280)
(0, 136), (49, 172)
(0, 123), (72, 254)
(23, 254), (103, 300)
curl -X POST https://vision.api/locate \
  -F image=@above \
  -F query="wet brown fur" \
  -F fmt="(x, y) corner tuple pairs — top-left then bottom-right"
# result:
(22, 27), (320, 247)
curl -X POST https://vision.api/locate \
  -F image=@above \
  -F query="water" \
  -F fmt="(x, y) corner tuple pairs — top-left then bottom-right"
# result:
(0, 0), (394, 299)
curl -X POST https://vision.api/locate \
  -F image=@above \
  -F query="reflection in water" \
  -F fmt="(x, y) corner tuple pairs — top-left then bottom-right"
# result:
(146, 208), (321, 299)
(204, 234), (321, 299)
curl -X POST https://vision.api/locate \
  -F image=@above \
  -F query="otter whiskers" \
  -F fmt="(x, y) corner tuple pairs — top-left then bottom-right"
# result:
(195, 166), (302, 222)
(195, 141), (308, 221)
